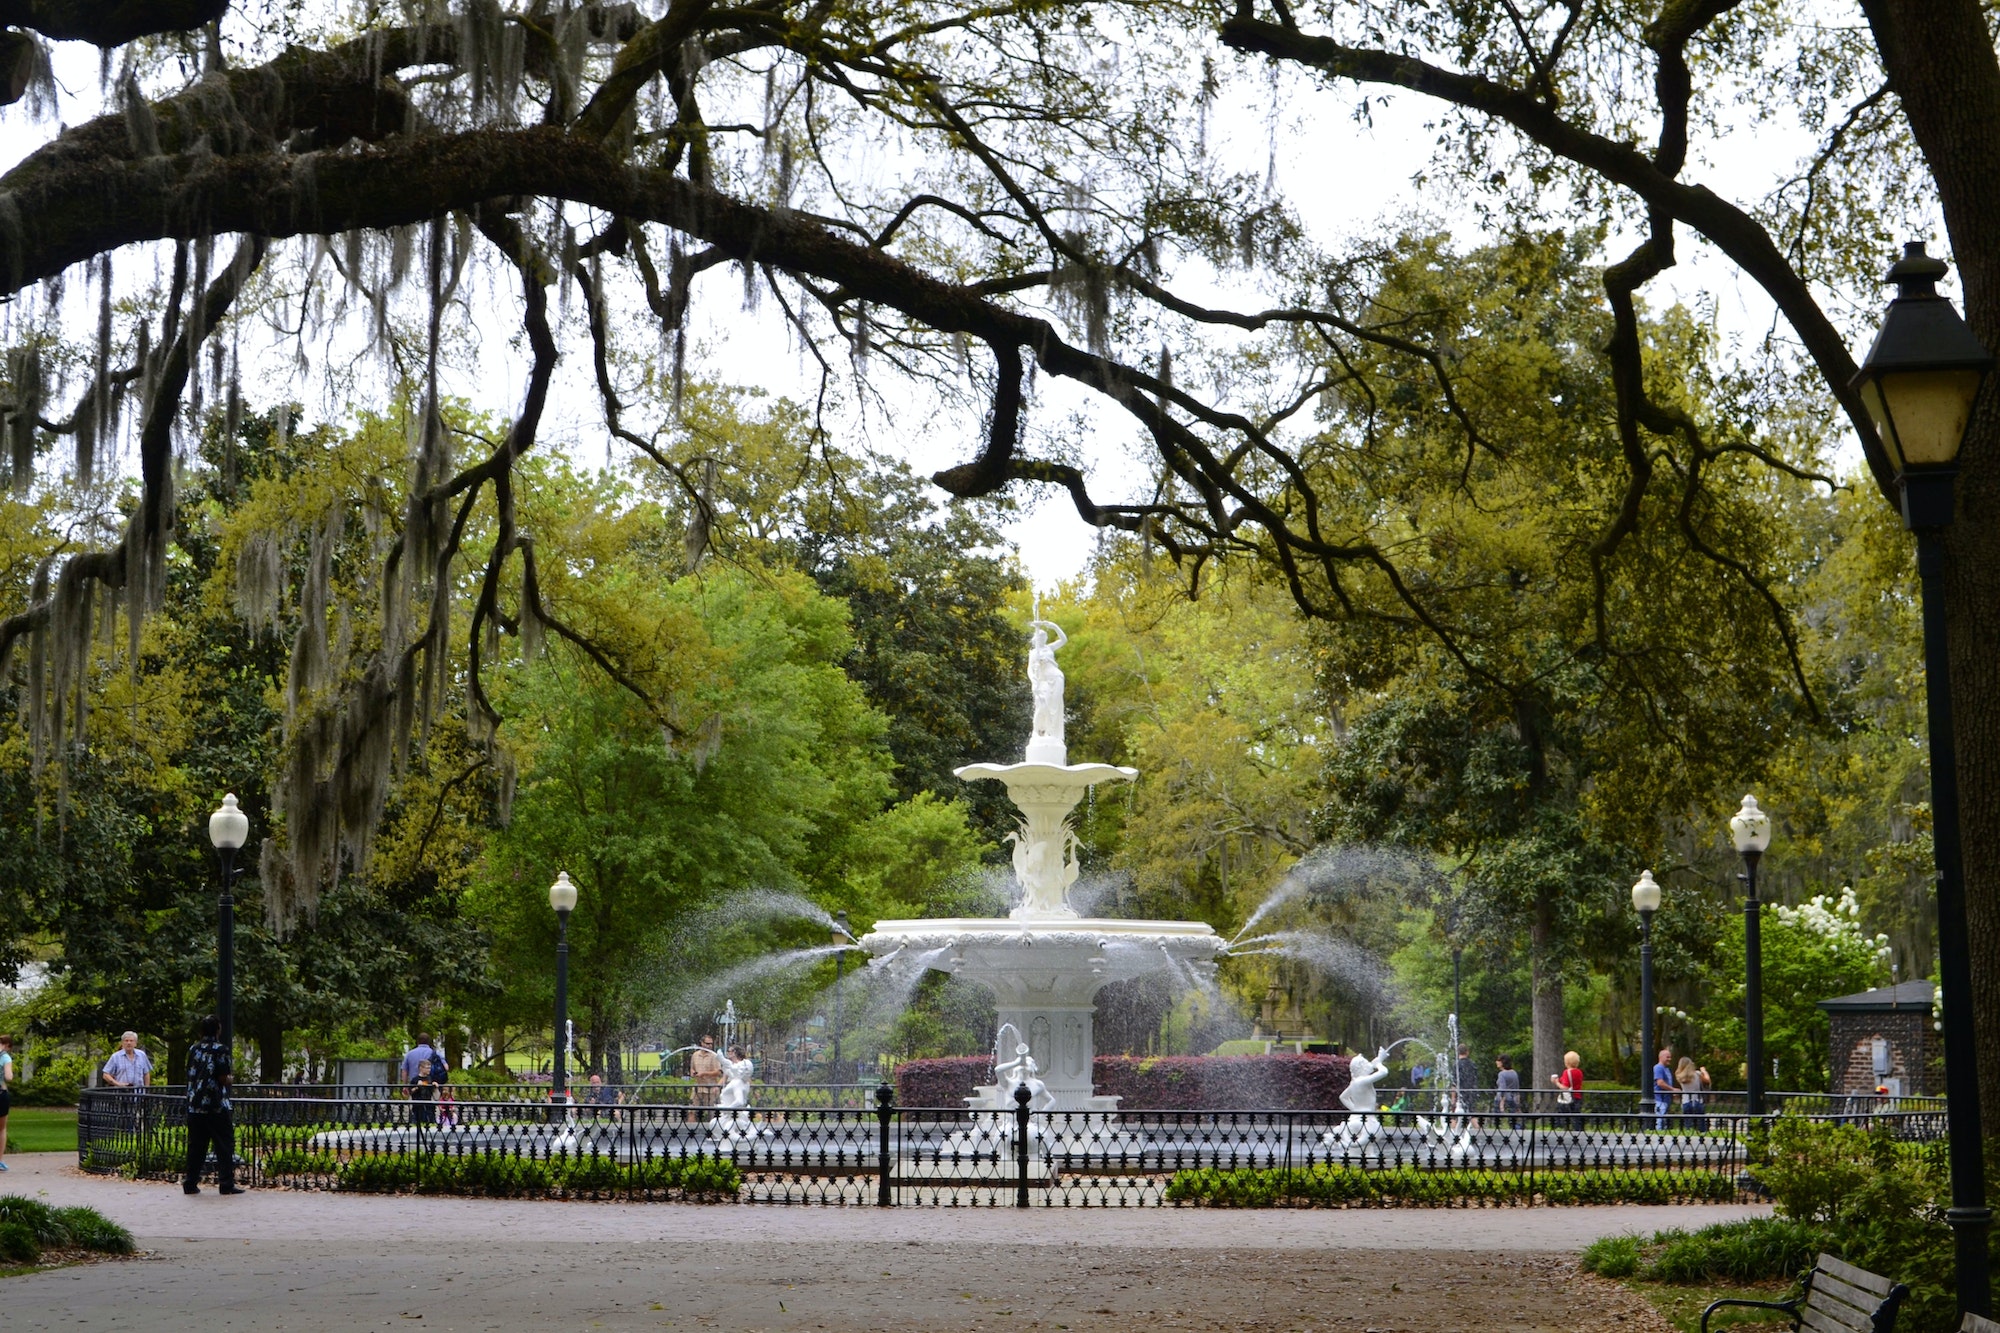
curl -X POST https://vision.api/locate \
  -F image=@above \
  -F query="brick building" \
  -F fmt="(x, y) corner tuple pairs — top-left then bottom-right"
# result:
(1816, 979), (1940, 1096)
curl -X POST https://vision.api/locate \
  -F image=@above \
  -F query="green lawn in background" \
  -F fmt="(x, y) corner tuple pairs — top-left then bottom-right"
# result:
(4, 1108), (78, 1154)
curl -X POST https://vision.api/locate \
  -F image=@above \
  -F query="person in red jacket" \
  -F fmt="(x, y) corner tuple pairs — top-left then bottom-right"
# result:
(1551, 1050), (1585, 1116)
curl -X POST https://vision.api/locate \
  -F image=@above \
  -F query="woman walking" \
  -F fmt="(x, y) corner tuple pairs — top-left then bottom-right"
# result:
(1676, 1055), (1711, 1131)
(1551, 1051), (1585, 1120)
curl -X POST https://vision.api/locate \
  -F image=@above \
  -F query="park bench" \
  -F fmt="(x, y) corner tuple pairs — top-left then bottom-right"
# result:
(1701, 1253), (1906, 1333)
(1961, 1313), (2000, 1333)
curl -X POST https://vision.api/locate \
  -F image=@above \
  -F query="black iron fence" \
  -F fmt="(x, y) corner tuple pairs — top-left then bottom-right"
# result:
(211, 1081), (882, 1110)
(78, 1087), (1947, 1208)
(1402, 1086), (1946, 1118)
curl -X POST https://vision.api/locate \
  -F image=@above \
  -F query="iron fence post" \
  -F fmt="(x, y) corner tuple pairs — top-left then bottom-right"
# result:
(1527, 1110), (1536, 1206)
(1284, 1111), (1295, 1203)
(875, 1083), (894, 1207)
(1014, 1084), (1032, 1209)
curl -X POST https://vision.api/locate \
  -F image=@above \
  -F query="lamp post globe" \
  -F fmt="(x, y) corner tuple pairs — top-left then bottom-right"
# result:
(1632, 870), (1661, 1117)
(548, 871), (577, 1102)
(207, 794), (250, 1051)
(1727, 796), (1771, 1119)
(1854, 240), (1993, 1318)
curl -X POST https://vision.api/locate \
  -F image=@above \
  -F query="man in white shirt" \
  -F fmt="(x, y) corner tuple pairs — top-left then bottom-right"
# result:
(102, 1032), (153, 1089)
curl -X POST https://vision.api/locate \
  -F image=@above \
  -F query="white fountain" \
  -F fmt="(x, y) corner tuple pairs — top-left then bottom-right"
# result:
(859, 610), (1227, 1112)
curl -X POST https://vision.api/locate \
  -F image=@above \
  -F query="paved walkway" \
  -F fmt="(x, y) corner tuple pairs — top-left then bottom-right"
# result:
(1, 1153), (1767, 1331)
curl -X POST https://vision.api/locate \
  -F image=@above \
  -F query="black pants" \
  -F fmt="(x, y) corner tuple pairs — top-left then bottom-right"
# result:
(183, 1110), (234, 1190)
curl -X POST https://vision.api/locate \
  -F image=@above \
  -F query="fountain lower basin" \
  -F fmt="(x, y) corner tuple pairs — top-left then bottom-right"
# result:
(861, 917), (1226, 1111)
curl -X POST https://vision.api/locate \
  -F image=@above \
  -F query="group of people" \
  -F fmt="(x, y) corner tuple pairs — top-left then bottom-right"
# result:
(1651, 1047), (1713, 1127)
(1371, 1042), (1713, 1127)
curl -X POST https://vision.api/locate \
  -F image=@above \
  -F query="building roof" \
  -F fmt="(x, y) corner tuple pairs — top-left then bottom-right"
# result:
(1816, 980), (1938, 1013)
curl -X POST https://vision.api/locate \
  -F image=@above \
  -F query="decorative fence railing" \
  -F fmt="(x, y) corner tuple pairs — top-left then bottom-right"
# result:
(1397, 1087), (1947, 1118)
(195, 1082), (884, 1110)
(78, 1088), (1947, 1208)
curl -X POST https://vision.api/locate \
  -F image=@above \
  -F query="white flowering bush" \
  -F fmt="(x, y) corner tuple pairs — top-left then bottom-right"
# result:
(1696, 885), (1892, 1093)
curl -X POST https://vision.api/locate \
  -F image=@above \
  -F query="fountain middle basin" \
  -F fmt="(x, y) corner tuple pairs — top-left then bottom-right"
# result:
(861, 916), (1225, 1111)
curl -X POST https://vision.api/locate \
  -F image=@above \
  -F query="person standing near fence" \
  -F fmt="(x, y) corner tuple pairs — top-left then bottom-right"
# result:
(1651, 1047), (1676, 1129)
(1493, 1055), (1521, 1123)
(401, 1033), (442, 1086)
(0, 1034), (13, 1172)
(182, 1014), (239, 1196)
(689, 1035), (723, 1123)
(1551, 1050), (1584, 1117)
(102, 1032), (152, 1089)
(1676, 1055), (1710, 1130)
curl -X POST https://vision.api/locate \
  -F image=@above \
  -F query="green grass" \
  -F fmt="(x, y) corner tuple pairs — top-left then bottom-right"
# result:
(3, 1108), (77, 1154)
(1637, 1281), (1797, 1331)
(1580, 1218), (1827, 1333)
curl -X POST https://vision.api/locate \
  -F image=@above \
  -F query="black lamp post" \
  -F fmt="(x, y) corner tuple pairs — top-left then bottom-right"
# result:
(549, 871), (577, 1103)
(1851, 239), (1993, 1318)
(207, 794), (250, 1053)
(1728, 795), (1771, 1118)
(1632, 869), (1661, 1114)
(832, 909), (852, 1088)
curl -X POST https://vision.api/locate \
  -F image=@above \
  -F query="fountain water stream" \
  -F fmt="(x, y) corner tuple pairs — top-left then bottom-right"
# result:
(859, 611), (1226, 1112)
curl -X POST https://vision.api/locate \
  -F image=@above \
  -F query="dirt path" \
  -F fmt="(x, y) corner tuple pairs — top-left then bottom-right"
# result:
(1, 1153), (1743, 1330)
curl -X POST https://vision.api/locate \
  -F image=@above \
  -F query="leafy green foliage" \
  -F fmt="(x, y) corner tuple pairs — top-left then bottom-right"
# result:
(1641, 1218), (1827, 1286)
(0, 1222), (36, 1264)
(1579, 1234), (1641, 1278)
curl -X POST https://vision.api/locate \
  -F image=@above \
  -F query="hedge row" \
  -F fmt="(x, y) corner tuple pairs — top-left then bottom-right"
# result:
(1162, 1164), (1740, 1208)
(896, 1053), (1354, 1110)
(259, 1149), (743, 1199)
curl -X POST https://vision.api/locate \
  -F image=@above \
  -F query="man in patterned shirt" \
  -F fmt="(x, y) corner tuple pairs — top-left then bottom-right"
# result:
(182, 1014), (240, 1195)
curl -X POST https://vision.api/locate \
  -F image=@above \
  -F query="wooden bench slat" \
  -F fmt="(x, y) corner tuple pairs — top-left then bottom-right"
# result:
(1800, 1301), (1875, 1333)
(1817, 1253), (1896, 1297)
(1960, 1314), (2000, 1333)
(1812, 1273), (1893, 1316)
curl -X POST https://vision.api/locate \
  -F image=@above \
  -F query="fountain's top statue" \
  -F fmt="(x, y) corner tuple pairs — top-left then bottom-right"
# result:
(1025, 617), (1068, 766)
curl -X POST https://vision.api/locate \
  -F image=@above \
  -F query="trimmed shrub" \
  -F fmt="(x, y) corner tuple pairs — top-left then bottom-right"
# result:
(1579, 1235), (1640, 1278)
(1642, 1217), (1828, 1285)
(319, 1150), (739, 1200)
(0, 1196), (68, 1246)
(51, 1206), (134, 1255)
(897, 1052), (1352, 1110)
(632, 1155), (743, 1200)
(1758, 1113), (1877, 1222)
(0, 1222), (39, 1264)
(263, 1148), (342, 1176)
(1162, 1164), (1737, 1208)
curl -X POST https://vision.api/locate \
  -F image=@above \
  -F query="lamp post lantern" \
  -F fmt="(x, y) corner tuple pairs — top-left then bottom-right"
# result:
(832, 909), (853, 1087)
(1632, 869), (1662, 1114)
(207, 794), (251, 1053)
(1728, 795), (1771, 1118)
(548, 871), (578, 1103)
(1851, 239), (1993, 1318)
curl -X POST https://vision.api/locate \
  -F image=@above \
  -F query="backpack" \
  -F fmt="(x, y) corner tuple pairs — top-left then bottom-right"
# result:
(414, 1048), (445, 1086)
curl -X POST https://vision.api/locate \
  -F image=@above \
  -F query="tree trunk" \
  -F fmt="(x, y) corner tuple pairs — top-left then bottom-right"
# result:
(255, 1015), (284, 1083)
(1530, 889), (1564, 1101)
